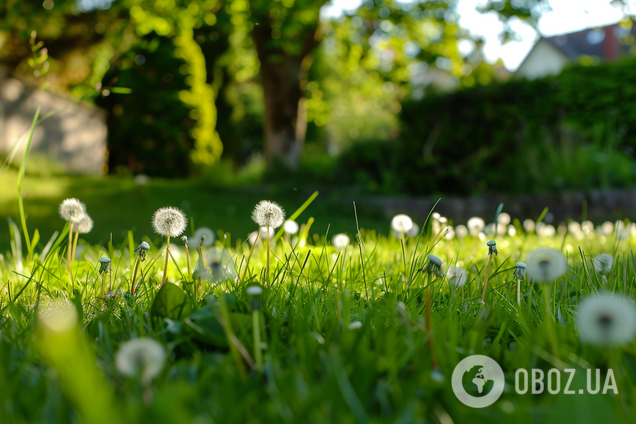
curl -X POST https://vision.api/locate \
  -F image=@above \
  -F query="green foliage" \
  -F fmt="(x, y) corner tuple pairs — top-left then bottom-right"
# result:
(398, 57), (636, 195)
(151, 283), (194, 320)
(96, 36), (196, 176)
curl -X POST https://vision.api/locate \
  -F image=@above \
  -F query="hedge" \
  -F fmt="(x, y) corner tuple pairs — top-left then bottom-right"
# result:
(397, 57), (636, 195)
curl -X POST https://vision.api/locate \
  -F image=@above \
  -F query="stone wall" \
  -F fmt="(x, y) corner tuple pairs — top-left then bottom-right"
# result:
(0, 66), (107, 173)
(355, 189), (636, 224)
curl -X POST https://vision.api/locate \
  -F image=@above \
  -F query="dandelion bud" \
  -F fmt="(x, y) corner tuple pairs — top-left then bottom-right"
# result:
(252, 200), (285, 229)
(424, 254), (443, 277)
(487, 240), (498, 256)
(98, 257), (111, 274)
(134, 241), (150, 261)
(514, 262), (526, 278)
(247, 285), (263, 310)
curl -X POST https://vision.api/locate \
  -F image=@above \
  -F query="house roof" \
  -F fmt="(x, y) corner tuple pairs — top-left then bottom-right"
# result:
(543, 23), (636, 61)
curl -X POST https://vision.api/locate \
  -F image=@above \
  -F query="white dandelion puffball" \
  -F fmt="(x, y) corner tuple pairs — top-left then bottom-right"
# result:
(467, 217), (485, 237)
(72, 214), (93, 234)
(525, 248), (567, 282)
(592, 254), (613, 275)
(116, 338), (166, 382)
(332, 233), (350, 250)
(59, 198), (86, 223)
(259, 226), (276, 240)
(497, 212), (511, 226)
(577, 293), (636, 346)
(455, 225), (468, 239)
(348, 321), (363, 329)
(447, 266), (468, 288)
(188, 227), (215, 248)
(523, 219), (536, 233)
(406, 222), (420, 238)
(391, 214), (413, 234)
(152, 207), (187, 238)
(283, 220), (299, 235)
(252, 200), (285, 229)
(248, 231), (260, 246)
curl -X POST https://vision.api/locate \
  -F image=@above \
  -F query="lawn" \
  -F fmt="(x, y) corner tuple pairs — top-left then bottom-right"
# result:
(1, 180), (636, 423)
(0, 163), (389, 253)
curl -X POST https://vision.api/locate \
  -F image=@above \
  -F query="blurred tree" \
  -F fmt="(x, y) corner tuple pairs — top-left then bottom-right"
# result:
(225, 0), (476, 170)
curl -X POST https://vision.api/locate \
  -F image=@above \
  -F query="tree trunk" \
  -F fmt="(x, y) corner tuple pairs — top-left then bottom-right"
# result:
(252, 25), (316, 170)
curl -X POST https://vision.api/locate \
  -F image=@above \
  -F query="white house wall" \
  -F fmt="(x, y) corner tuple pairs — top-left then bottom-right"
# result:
(516, 39), (571, 80)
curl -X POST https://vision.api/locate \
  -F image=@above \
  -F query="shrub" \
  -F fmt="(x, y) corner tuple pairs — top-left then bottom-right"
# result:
(398, 57), (636, 195)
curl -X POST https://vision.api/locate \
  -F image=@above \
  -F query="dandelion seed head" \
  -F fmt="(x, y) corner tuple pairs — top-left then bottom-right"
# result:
(59, 198), (86, 223)
(348, 321), (363, 329)
(152, 207), (187, 238)
(592, 254), (613, 275)
(577, 292), (636, 346)
(391, 214), (413, 234)
(189, 227), (215, 248)
(467, 217), (485, 237)
(247, 286), (263, 296)
(116, 338), (166, 382)
(525, 248), (567, 282)
(406, 223), (420, 238)
(252, 200), (285, 229)
(332, 233), (350, 250)
(447, 266), (467, 287)
(283, 220), (299, 235)
(72, 214), (93, 234)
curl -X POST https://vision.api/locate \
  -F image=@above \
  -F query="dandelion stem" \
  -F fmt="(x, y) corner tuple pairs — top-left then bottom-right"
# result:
(480, 255), (493, 303)
(543, 284), (560, 357)
(161, 236), (171, 286)
(252, 309), (263, 371)
(71, 231), (79, 265)
(67, 227), (73, 288)
(184, 241), (191, 280)
(517, 277), (521, 307)
(425, 273), (438, 369)
(130, 256), (141, 295)
(266, 227), (270, 287)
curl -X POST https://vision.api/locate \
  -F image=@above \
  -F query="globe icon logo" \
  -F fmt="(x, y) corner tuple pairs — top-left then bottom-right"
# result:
(452, 355), (505, 408)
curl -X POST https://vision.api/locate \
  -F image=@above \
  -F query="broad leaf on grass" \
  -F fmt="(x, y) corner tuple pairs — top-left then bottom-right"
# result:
(151, 283), (194, 320)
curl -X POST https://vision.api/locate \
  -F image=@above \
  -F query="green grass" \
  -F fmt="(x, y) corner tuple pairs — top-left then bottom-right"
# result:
(1, 186), (636, 423)
(0, 164), (389, 253)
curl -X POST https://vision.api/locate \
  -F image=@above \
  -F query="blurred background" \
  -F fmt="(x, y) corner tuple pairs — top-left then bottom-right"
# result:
(3, 0), (636, 246)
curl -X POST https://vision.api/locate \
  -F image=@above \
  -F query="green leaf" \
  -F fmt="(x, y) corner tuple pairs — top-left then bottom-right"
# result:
(110, 87), (132, 94)
(151, 283), (194, 320)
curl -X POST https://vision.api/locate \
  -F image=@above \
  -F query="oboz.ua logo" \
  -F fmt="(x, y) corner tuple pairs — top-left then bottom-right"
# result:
(451, 355), (505, 408)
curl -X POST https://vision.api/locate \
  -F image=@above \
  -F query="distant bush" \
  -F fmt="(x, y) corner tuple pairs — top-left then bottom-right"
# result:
(398, 57), (636, 195)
